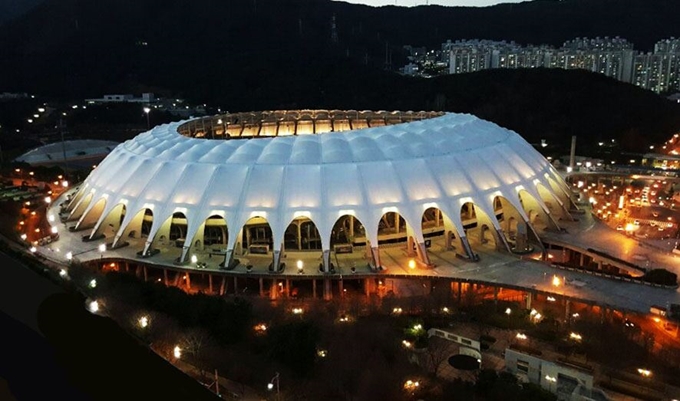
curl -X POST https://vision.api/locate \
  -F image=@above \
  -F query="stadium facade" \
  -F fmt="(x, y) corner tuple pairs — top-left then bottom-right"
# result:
(60, 110), (576, 273)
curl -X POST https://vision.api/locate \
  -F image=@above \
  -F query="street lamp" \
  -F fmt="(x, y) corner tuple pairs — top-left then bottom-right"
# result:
(545, 375), (557, 392)
(143, 107), (151, 129)
(552, 275), (561, 287)
(268, 372), (280, 399)
(403, 379), (420, 392)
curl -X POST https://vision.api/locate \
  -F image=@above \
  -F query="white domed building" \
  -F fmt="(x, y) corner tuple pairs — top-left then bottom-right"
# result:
(60, 110), (576, 273)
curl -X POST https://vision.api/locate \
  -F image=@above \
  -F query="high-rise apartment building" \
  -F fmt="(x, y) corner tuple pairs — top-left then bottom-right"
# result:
(437, 37), (680, 93)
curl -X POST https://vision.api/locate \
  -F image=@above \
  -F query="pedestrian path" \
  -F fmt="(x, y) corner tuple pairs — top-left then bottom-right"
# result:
(174, 360), (262, 400)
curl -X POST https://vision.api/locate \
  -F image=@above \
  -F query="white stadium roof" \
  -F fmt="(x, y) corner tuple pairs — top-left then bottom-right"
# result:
(65, 110), (573, 266)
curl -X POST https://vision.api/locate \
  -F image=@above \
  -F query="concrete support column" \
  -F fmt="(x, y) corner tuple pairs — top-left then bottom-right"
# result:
(185, 272), (191, 291)
(322, 249), (331, 273)
(579, 253), (585, 267)
(270, 280), (278, 300)
(493, 286), (499, 306)
(460, 236), (477, 261)
(494, 228), (512, 253)
(339, 280), (344, 298)
(565, 300), (571, 321)
(285, 279), (290, 298)
(143, 266), (148, 282)
(259, 277), (264, 297)
(323, 279), (332, 301)
(312, 279), (317, 299)
(173, 272), (181, 286)
(220, 276), (226, 295)
(526, 291), (533, 310)
(597, 260), (603, 271)
(233, 277), (238, 294)
(440, 217), (455, 250)
(407, 235), (416, 257)
(224, 249), (234, 270)
(180, 246), (190, 264)
(370, 247), (382, 269)
(349, 215), (355, 239)
(415, 242), (433, 267)
(163, 269), (169, 286)
(208, 274), (213, 294)
(394, 212), (401, 233)
(364, 278), (370, 297)
(271, 249), (280, 272)
(457, 281), (462, 304)
(445, 231), (454, 250)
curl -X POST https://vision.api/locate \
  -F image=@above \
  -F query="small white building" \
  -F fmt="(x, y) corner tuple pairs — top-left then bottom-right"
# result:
(505, 348), (610, 401)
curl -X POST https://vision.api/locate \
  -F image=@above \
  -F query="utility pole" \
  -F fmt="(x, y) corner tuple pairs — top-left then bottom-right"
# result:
(214, 369), (219, 397)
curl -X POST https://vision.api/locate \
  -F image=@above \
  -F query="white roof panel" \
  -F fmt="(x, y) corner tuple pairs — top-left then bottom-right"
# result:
(69, 111), (571, 251)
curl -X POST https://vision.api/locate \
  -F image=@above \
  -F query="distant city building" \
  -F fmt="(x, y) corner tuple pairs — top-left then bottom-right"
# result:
(85, 93), (156, 104)
(83, 93), (207, 117)
(0, 92), (30, 100)
(640, 153), (680, 170)
(407, 37), (680, 94)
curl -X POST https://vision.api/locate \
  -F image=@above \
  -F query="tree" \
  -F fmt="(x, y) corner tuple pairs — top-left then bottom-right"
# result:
(181, 327), (212, 358)
(181, 327), (215, 377)
(425, 337), (452, 377)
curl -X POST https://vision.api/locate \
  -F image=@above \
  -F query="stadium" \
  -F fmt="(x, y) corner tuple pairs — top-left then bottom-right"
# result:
(57, 110), (576, 276)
